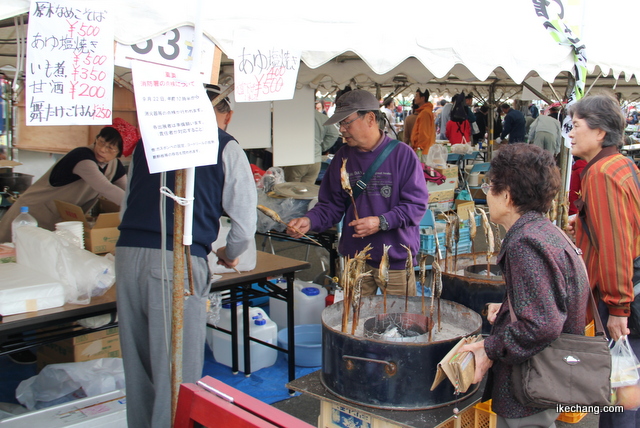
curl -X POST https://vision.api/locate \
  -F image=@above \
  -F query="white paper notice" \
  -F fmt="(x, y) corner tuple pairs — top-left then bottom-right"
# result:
(25, 0), (114, 126)
(131, 61), (219, 174)
(114, 26), (216, 82)
(234, 45), (300, 102)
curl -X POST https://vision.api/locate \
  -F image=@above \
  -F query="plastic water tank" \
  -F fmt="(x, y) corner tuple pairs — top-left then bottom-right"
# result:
(269, 279), (328, 330)
(208, 303), (277, 372)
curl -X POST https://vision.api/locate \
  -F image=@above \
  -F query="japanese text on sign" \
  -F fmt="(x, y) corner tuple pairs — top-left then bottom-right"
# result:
(25, 0), (114, 126)
(234, 46), (301, 102)
(131, 61), (219, 174)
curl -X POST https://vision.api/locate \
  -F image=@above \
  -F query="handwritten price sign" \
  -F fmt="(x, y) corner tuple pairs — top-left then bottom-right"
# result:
(234, 46), (301, 102)
(25, 0), (114, 126)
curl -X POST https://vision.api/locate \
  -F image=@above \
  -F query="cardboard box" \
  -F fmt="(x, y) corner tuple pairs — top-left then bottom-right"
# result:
(55, 199), (120, 254)
(37, 328), (121, 370)
(435, 164), (458, 179)
(428, 188), (455, 203)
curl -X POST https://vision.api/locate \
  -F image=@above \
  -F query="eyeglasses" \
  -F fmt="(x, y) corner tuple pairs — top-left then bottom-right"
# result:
(481, 182), (493, 195)
(339, 115), (361, 130)
(95, 138), (119, 154)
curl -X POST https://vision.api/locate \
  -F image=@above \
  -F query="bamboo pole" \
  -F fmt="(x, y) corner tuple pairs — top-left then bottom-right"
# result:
(171, 169), (186, 423)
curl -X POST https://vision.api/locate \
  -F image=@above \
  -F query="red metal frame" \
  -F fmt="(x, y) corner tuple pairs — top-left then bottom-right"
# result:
(174, 376), (315, 428)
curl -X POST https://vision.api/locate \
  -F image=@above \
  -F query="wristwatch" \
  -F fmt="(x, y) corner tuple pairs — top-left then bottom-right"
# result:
(378, 215), (389, 231)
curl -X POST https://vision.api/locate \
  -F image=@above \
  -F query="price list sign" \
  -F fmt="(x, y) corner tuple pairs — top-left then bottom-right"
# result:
(26, 0), (114, 126)
(234, 44), (301, 102)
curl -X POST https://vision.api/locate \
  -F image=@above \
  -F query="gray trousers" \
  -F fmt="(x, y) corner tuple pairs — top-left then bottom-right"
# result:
(530, 131), (559, 155)
(115, 247), (210, 428)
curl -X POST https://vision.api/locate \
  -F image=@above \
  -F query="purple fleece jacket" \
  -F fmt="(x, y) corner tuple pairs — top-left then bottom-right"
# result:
(306, 134), (428, 269)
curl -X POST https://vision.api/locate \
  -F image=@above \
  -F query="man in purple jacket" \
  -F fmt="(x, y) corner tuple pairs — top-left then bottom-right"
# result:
(287, 90), (429, 296)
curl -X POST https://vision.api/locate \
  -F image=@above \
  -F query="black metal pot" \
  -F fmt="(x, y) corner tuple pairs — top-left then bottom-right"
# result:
(441, 253), (505, 334)
(321, 295), (482, 410)
(0, 173), (34, 194)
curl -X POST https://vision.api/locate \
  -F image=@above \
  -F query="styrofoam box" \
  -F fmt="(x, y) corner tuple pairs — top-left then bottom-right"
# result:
(0, 389), (126, 427)
(0, 263), (65, 316)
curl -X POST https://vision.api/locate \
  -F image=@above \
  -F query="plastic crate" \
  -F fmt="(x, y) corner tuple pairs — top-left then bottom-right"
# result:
(435, 400), (477, 428)
(557, 412), (588, 423)
(420, 215), (479, 257)
(474, 400), (497, 428)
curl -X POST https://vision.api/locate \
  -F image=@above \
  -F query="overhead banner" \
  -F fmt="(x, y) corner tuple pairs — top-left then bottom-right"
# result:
(131, 60), (219, 174)
(532, 0), (587, 140)
(25, 0), (114, 126)
(233, 34), (300, 102)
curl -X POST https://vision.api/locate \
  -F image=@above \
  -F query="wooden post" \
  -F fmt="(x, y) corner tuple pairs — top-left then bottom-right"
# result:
(171, 169), (186, 424)
(170, 39), (222, 424)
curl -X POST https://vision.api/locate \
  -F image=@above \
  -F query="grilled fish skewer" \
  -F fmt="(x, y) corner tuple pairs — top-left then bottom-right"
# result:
(341, 158), (359, 220)
(256, 205), (323, 246)
(428, 260), (441, 342)
(468, 207), (477, 265)
(452, 213), (460, 273)
(379, 244), (391, 314)
(433, 260), (443, 331)
(419, 253), (428, 315)
(351, 272), (371, 335)
(400, 244), (413, 312)
(477, 207), (493, 277)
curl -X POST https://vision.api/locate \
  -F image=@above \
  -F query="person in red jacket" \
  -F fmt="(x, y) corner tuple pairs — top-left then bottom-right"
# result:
(445, 118), (471, 145)
(568, 156), (587, 215)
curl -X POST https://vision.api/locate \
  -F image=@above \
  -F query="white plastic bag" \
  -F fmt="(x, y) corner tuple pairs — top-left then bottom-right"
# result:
(425, 144), (447, 168)
(15, 358), (124, 410)
(611, 336), (640, 388)
(15, 226), (116, 304)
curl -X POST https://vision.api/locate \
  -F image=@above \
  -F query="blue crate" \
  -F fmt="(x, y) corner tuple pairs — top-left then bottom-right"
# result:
(420, 215), (478, 257)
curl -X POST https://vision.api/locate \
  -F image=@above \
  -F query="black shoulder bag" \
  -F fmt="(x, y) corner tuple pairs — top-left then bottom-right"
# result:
(350, 139), (400, 201)
(509, 227), (611, 408)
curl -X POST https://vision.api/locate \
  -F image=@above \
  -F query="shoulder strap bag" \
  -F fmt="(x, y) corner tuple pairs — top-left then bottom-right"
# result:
(509, 227), (612, 408)
(351, 139), (400, 200)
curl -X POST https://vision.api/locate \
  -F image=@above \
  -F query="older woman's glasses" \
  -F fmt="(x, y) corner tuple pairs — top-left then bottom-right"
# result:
(481, 182), (493, 195)
(95, 138), (118, 154)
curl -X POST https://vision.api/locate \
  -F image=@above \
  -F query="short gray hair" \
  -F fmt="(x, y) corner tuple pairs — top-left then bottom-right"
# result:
(568, 94), (625, 148)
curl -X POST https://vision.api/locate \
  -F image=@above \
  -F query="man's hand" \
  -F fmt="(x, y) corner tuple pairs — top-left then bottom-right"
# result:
(349, 216), (382, 238)
(215, 246), (240, 269)
(286, 217), (311, 238)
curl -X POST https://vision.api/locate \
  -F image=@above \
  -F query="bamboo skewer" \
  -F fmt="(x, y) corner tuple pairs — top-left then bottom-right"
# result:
(256, 205), (323, 246)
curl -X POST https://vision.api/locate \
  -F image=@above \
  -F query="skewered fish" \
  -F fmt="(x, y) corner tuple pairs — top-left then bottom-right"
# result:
(400, 244), (413, 312)
(351, 272), (371, 335)
(477, 207), (493, 277)
(379, 244), (391, 313)
(256, 205), (322, 246)
(468, 207), (477, 264)
(341, 158), (359, 220)
(419, 253), (428, 315)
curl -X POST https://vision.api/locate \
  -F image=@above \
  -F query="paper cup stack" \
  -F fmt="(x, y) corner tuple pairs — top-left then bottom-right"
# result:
(55, 221), (85, 249)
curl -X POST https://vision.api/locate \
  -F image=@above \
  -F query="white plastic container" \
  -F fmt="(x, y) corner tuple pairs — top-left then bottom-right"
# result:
(208, 303), (277, 372)
(11, 206), (37, 243)
(269, 280), (328, 330)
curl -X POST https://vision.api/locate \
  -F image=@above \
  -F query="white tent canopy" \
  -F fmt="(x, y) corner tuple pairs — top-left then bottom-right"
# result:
(1, 0), (640, 100)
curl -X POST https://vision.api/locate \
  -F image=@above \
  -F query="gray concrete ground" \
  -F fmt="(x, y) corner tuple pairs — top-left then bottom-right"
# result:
(263, 234), (599, 427)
